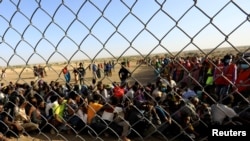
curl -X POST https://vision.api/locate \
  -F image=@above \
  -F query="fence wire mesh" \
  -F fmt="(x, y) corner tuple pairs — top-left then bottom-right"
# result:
(0, 0), (250, 141)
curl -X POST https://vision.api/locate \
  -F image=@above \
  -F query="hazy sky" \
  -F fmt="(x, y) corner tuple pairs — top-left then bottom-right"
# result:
(0, 0), (250, 66)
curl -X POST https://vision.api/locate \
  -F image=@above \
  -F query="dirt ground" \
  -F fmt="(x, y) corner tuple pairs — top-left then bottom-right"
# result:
(3, 61), (156, 86)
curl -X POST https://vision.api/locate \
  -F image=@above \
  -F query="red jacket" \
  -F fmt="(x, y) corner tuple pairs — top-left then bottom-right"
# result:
(62, 67), (68, 74)
(235, 68), (250, 92)
(214, 63), (224, 85)
(214, 63), (237, 85)
(113, 86), (125, 99)
(224, 63), (237, 85)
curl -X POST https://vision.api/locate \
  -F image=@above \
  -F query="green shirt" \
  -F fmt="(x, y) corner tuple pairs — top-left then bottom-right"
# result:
(53, 100), (67, 118)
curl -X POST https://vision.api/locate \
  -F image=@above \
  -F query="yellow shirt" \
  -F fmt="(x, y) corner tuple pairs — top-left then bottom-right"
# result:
(53, 100), (67, 118)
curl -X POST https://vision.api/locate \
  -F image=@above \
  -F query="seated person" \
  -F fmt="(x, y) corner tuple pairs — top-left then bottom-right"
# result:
(14, 95), (39, 133)
(0, 102), (23, 137)
(49, 93), (71, 134)
(66, 91), (87, 132)
(211, 95), (249, 125)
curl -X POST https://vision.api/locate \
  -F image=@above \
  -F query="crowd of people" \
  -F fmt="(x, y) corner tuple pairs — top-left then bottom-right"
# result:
(0, 52), (249, 141)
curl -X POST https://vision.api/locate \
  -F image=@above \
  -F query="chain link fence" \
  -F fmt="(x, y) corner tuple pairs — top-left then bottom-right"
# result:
(0, 0), (250, 141)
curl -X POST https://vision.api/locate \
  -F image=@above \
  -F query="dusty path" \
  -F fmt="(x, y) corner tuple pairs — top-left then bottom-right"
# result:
(2, 61), (156, 86)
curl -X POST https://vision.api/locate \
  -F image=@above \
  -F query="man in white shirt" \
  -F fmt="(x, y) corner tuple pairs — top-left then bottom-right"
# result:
(211, 95), (238, 125)
(211, 103), (237, 125)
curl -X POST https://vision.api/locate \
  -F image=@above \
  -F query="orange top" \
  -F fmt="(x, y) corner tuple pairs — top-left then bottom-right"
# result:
(87, 102), (103, 124)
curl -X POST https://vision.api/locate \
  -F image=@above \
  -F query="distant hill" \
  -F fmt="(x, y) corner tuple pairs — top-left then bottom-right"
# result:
(9, 46), (250, 68)
(102, 46), (250, 62)
(53, 46), (250, 65)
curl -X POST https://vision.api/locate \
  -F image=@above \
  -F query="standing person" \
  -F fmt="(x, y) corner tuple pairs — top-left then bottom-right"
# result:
(33, 66), (39, 80)
(202, 59), (215, 94)
(1, 68), (6, 80)
(91, 62), (98, 80)
(127, 59), (130, 68)
(73, 67), (79, 84)
(104, 61), (108, 76)
(234, 52), (250, 104)
(77, 63), (86, 85)
(214, 54), (237, 101)
(96, 64), (101, 79)
(190, 56), (202, 85)
(107, 61), (112, 77)
(62, 65), (71, 84)
(112, 60), (115, 71)
(154, 58), (162, 77)
(118, 62), (131, 85)
(172, 58), (185, 83)
(38, 65), (46, 78)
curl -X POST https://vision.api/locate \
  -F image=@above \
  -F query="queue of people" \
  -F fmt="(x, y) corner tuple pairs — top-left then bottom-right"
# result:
(0, 52), (249, 141)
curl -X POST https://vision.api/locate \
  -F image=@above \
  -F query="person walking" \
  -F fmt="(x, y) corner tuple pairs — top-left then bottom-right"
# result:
(77, 63), (86, 85)
(62, 65), (71, 84)
(91, 62), (98, 80)
(0, 68), (6, 80)
(118, 62), (131, 85)
(96, 64), (102, 79)
(33, 66), (40, 81)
